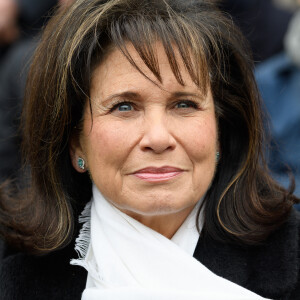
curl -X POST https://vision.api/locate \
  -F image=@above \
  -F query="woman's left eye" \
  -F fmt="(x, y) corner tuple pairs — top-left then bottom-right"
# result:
(175, 100), (199, 109)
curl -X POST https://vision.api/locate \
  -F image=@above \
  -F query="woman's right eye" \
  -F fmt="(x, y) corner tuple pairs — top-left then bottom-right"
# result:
(110, 102), (134, 112)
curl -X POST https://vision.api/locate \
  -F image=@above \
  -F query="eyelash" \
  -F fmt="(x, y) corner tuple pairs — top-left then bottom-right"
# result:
(108, 100), (200, 112)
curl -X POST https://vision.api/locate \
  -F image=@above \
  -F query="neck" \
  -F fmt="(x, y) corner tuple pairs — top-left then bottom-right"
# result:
(121, 204), (197, 239)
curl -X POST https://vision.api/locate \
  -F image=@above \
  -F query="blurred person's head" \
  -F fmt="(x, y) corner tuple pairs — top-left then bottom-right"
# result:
(274, 0), (300, 9)
(282, 0), (300, 66)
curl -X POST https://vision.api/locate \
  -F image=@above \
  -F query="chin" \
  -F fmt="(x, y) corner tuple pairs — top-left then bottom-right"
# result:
(123, 195), (196, 216)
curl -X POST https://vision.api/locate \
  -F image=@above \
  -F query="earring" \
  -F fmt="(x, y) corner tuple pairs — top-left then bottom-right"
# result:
(77, 157), (85, 170)
(216, 151), (220, 162)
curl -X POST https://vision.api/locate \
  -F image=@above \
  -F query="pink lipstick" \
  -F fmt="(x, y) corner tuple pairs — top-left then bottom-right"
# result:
(132, 166), (184, 182)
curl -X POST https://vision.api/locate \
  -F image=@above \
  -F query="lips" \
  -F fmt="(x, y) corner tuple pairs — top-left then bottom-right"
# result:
(132, 166), (184, 182)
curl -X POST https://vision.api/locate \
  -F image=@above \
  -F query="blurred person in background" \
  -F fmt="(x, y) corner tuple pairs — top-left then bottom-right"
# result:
(0, 0), (70, 184)
(219, 0), (300, 206)
(0, 0), (58, 58)
(219, 0), (293, 63)
(255, 0), (300, 203)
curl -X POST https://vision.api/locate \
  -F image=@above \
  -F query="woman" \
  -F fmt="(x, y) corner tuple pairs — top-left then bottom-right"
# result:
(0, 0), (299, 299)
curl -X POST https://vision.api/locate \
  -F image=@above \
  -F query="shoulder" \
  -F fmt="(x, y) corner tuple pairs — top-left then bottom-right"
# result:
(255, 52), (297, 84)
(194, 208), (300, 299)
(0, 244), (87, 300)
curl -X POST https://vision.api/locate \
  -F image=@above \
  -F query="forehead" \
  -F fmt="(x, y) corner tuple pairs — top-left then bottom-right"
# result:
(90, 41), (207, 98)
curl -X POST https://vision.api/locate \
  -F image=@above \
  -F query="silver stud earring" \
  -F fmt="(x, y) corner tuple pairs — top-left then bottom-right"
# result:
(77, 157), (85, 170)
(216, 151), (220, 162)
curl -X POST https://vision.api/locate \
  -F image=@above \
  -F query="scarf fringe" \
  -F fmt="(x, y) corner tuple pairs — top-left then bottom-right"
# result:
(70, 201), (92, 268)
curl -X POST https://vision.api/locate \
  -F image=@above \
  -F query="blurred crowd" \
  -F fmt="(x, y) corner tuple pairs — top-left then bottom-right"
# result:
(0, 0), (70, 185)
(0, 0), (299, 202)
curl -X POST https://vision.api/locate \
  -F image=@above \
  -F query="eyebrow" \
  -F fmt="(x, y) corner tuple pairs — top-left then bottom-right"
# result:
(171, 91), (204, 99)
(101, 91), (204, 105)
(101, 92), (140, 105)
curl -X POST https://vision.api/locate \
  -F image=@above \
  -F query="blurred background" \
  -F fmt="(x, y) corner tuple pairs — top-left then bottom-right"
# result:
(0, 0), (299, 204)
(220, 0), (300, 202)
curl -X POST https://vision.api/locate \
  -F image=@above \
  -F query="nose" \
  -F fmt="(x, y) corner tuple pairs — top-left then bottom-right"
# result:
(139, 112), (176, 154)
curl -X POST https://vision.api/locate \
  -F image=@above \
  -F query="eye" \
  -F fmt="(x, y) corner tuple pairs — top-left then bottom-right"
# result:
(110, 102), (134, 112)
(175, 100), (199, 109)
(118, 103), (133, 111)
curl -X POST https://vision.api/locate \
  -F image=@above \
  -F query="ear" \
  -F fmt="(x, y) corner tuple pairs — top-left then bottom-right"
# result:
(69, 133), (87, 173)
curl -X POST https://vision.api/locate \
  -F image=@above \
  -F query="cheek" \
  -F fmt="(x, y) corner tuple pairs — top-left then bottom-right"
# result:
(82, 120), (136, 169)
(187, 117), (218, 193)
(182, 116), (218, 160)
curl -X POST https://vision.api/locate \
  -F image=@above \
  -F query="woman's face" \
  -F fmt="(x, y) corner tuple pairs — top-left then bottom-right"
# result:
(71, 42), (218, 235)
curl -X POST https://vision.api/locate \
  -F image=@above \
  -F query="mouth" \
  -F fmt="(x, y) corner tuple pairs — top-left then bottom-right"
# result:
(132, 166), (184, 182)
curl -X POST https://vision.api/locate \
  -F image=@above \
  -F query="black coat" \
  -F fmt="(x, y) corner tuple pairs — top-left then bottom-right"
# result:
(1, 209), (300, 300)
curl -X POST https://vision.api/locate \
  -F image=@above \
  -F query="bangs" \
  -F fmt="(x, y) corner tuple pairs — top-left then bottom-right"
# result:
(108, 13), (211, 94)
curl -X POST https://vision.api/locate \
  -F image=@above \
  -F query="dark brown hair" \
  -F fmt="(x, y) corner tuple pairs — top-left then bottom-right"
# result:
(0, 0), (298, 253)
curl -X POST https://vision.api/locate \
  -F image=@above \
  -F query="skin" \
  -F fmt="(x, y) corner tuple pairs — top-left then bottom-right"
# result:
(0, 0), (19, 44)
(70, 42), (218, 239)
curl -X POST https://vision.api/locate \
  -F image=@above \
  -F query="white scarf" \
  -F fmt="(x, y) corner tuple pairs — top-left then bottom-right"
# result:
(71, 185), (269, 299)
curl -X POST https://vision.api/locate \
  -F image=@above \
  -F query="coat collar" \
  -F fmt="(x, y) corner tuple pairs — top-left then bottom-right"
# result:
(193, 209), (300, 299)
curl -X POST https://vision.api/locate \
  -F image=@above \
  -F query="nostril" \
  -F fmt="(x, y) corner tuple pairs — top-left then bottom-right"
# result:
(142, 144), (174, 152)
(139, 134), (176, 154)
